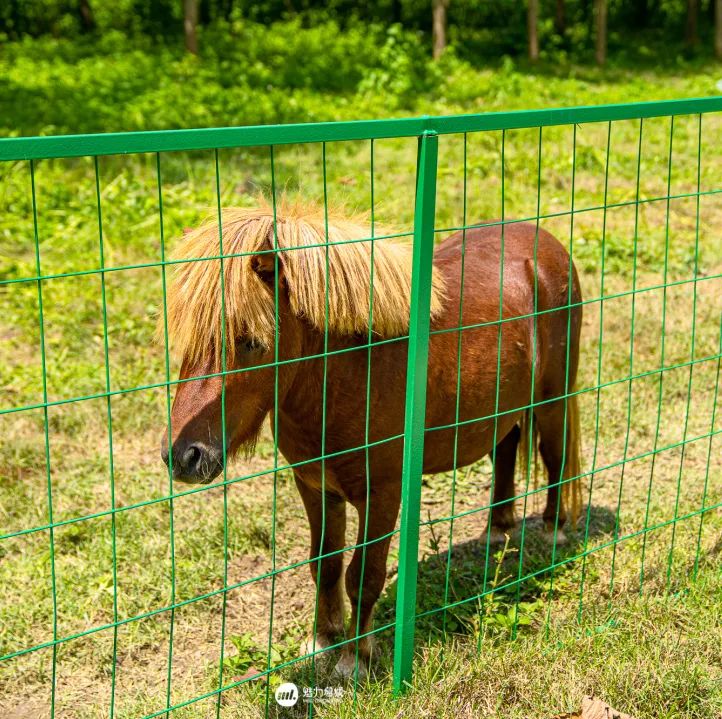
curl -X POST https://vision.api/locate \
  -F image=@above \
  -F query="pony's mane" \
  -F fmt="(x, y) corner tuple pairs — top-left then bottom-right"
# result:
(162, 200), (445, 367)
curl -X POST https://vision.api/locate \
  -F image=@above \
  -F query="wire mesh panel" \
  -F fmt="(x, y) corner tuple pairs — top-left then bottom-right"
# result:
(0, 98), (721, 718)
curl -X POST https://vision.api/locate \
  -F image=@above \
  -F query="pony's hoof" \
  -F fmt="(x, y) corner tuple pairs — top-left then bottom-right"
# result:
(333, 652), (368, 682)
(299, 634), (334, 663)
(542, 525), (567, 546)
(482, 526), (510, 545)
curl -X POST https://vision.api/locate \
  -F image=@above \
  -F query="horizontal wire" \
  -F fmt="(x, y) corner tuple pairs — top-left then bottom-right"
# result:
(2, 95), (721, 161)
(0, 527), (400, 663)
(138, 619), (396, 719)
(2, 351), (719, 543)
(5, 490), (718, 680)
(2, 422), (719, 666)
(432, 185), (722, 237)
(415, 498), (722, 622)
(0, 430), (404, 541)
(420, 425), (722, 529)
(2, 271), (719, 418)
(425, 349), (721, 435)
(2, 185), (721, 290)
(0, 230), (415, 288)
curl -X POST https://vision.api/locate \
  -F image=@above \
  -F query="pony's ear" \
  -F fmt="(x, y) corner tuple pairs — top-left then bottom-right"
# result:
(250, 248), (284, 287)
(251, 225), (287, 286)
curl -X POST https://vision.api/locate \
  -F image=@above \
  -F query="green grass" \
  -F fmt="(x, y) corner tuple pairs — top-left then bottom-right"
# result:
(1, 28), (721, 719)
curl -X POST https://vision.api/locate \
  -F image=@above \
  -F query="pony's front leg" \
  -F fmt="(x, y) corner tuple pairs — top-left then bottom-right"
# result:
(295, 475), (346, 661)
(335, 486), (400, 680)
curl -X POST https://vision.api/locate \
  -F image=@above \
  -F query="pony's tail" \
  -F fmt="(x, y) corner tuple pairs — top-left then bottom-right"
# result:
(517, 390), (583, 526)
(518, 406), (539, 495)
(563, 391), (583, 526)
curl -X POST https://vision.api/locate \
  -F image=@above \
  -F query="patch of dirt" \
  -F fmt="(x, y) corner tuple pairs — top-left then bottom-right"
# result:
(554, 695), (636, 719)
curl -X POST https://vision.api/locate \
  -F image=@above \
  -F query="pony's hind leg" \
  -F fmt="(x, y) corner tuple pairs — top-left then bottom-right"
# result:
(484, 424), (521, 544)
(534, 401), (571, 545)
(295, 475), (346, 662)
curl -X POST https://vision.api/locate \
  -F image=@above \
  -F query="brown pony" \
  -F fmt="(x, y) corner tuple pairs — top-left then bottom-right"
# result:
(159, 201), (583, 678)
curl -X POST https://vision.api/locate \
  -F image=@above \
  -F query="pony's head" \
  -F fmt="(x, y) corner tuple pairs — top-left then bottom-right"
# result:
(158, 200), (444, 483)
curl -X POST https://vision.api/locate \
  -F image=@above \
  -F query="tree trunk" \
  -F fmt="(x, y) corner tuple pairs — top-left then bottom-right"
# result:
(528, 0), (539, 62)
(184, 0), (199, 55)
(716, 0), (722, 60)
(432, 0), (449, 60)
(633, 0), (649, 28)
(78, 0), (95, 32)
(555, 0), (566, 35)
(594, 0), (607, 66)
(686, 0), (698, 47)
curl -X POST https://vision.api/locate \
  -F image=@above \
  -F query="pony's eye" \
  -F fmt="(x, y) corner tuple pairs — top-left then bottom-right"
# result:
(243, 339), (259, 352)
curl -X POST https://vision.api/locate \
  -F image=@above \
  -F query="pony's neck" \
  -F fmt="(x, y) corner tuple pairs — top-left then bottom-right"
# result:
(277, 326), (360, 446)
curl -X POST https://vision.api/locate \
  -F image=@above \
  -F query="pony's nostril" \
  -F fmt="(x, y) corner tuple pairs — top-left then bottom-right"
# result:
(182, 445), (202, 474)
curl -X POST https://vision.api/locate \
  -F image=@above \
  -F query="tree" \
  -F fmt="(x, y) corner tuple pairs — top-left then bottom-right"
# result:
(432, 0), (449, 60)
(686, 0), (698, 47)
(78, 0), (95, 32)
(594, 0), (607, 66)
(184, 0), (199, 55)
(555, 0), (566, 35)
(717, 0), (722, 60)
(528, 0), (539, 62)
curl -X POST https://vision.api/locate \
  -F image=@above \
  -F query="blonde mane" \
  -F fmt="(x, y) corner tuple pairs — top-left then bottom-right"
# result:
(162, 200), (445, 367)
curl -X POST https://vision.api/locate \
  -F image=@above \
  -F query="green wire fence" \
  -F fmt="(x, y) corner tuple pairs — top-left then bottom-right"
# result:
(1, 96), (721, 717)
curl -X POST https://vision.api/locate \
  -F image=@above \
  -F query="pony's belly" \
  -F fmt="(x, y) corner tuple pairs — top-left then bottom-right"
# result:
(421, 411), (521, 474)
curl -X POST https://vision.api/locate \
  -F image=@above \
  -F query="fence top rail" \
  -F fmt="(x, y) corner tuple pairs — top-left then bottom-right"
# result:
(1, 96), (721, 162)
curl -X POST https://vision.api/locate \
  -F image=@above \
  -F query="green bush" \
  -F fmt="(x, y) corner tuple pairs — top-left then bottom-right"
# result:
(0, 20), (446, 135)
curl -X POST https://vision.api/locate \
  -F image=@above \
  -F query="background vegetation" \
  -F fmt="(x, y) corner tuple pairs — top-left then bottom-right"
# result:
(1, 2), (721, 719)
(2, 0), (722, 138)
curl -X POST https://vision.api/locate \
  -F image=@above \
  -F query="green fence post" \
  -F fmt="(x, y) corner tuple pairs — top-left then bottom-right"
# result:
(393, 130), (439, 694)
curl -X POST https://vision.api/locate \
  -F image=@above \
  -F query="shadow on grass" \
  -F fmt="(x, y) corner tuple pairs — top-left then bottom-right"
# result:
(376, 503), (618, 653)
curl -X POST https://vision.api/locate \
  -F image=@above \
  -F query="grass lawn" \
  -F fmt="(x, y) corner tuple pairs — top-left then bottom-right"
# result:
(0, 32), (721, 718)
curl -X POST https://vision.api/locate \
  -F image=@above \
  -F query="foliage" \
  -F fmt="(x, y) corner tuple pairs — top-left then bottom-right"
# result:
(0, 20), (450, 136)
(3, 16), (722, 139)
(1, 0), (719, 65)
(357, 24), (444, 107)
(222, 632), (297, 679)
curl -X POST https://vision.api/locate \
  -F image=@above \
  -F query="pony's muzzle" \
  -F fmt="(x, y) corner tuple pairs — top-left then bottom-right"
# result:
(160, 436), (223, 484)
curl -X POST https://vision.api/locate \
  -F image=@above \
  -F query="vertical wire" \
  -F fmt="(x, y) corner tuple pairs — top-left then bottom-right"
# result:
(544, 122), (577, 633)
(512, 125), (543, 637)
(353, 137), (376, 698)
(693, 314), (722, 577)
(213, 148), (230, 718)
(479, 128), (506, 652)
(156, 153), (177, 719)
(577, 121), (612, 620)
(639, 115), (674, 593)
(296, 143), (333, 717)
(666, 113), (703, 587)
(30, 159), (59, 719)
(316, 142), (331, 712)
(263, 145), (281, 717)
(304, 143), (331, 718)
(442, 133), (468, 641)
(609, 117), (644, 602)
(94, 156), (119, 718)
